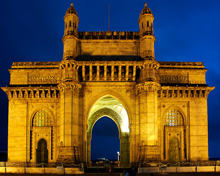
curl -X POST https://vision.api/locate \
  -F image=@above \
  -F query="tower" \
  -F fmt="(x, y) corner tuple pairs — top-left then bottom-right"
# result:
(63, 2), (79, 60)
(138, 2), (155, 59)
(57, 3), (82, 163)
(136, 3), (161, 161)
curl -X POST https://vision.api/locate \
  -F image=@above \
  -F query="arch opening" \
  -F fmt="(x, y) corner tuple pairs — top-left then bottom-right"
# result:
(89, 95), (129, 133)
(91, 116), (120, 161)
(87, 95), (130, 167)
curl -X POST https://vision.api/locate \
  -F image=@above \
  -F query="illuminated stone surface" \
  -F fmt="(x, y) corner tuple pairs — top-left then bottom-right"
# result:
(1, 3), (214, 166)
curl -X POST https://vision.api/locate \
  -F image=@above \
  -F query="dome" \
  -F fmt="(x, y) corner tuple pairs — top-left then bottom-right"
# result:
(139, 2), (153, 19)
(65, 3), (78, 16)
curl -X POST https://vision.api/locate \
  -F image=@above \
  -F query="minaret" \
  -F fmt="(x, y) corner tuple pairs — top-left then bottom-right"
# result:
(60, 3), (80, 82)
(58, 3), (82, 164)
(63, 2), (79, 60)
(136, 3), (161, 161)
(138, 2), (155, 59)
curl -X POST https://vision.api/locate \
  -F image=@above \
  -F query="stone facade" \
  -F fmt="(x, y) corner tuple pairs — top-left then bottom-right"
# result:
(2, 3), (214, 166)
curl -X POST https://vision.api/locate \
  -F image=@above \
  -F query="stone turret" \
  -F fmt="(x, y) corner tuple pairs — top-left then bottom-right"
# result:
(138, 2), (156, 59)
(60, 3), (80, 82)
(62, 3), (79, 60)
(136, 3), (160, 155)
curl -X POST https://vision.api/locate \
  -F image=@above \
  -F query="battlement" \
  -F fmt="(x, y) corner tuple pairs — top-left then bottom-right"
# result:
(159, 62), (205, 68)
(11, 62), (60, 69)
(78, 31), (140, 40)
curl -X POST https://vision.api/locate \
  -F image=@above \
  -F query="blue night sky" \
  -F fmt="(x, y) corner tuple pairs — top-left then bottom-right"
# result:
(0, 0), (219, 160)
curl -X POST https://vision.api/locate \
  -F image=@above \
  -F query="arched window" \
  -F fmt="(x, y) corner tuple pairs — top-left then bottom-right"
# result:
(165, 109), (183, 126)
(33, 109), (52, 127)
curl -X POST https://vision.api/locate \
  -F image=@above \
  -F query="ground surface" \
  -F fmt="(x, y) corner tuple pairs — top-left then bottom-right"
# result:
(0, 173), (220, 176)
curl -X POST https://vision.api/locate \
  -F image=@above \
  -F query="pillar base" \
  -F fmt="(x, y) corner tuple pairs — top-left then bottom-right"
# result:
(57, 146), (80, 164)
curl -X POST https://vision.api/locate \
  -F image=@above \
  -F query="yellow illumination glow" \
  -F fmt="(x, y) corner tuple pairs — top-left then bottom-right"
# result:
(89, 95), (129, 132)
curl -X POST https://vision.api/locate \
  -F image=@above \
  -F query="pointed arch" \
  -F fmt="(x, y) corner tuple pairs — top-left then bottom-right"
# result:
(31, 107), (54, 127)
(86, 90), (131, 126)
(163, 106), (185, 126)
(86, 92), (130, 167)
(87, 108), (122, 138)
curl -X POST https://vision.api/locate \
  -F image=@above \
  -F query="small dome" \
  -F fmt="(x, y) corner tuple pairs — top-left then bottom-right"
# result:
(65, 3), (78, 16)
(139, 2), (153, 19)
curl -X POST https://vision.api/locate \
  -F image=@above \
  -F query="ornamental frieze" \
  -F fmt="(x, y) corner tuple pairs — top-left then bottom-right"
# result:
(28, 75), (57, 84)
(58, 82), (82, 94)
(159, 75), (189, 84)
(157, 87), (214, 98)
(2, 87), (60, 99)
(136, 82), (161, 94)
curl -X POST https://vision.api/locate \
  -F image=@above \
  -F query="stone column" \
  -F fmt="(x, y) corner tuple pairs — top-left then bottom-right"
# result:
(136, 81), (160, 161)
(119, 66), (122, 81)
(89, 65), (92, 81)
(133, 66), (136, 81)
(58, 82), (82, 163)
(111, 65), (114, 81)
(120, 132), (130, 167)
(104, 65), (107, 81)
(97, 65), (99, 81)
(82, 65), (85, 81)
(126, 65), (129, 81)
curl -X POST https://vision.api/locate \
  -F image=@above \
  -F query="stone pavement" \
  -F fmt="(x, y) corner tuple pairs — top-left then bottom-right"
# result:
(0, 173), (220, 176)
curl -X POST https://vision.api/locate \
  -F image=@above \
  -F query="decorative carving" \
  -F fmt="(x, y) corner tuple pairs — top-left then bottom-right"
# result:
(79, 64), (139, 82)
(78, 31), (139, 40)
(28, 75), (57, 83)
(160, 75), (189, 84)
(157, 87), (215, 98)
(2, 87), (59, 99)
(143, 60), (160, 69)
(58, 82), (82, 94)
(159, 61), (204, 68)
(140, 50), (155, 59)
(11, 61), (60, 69)
(136, 82), (161, 94)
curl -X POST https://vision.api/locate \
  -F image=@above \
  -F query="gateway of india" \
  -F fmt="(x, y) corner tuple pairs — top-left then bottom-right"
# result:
(2, 3), (214, 167)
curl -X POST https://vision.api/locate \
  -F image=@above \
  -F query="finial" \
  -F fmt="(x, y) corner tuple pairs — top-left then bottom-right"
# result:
(71, 2), (73, 7)
(144, 2), (147, 7)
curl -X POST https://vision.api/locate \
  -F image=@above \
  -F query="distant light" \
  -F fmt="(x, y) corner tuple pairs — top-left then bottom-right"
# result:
(117, 151), (119, 154)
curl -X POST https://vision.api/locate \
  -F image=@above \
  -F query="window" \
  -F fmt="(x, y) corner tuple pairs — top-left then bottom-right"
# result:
(165, 109), (183, 126)
(33, 109), (52, 127)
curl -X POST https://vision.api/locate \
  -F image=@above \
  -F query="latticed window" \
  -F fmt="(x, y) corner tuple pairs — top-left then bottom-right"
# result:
(165, 109), (183, 126)
(33, 109), (52, 127)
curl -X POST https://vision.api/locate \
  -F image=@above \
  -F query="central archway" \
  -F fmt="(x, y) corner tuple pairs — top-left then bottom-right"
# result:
(87, 95), (130, 167)
(91, 116), (120, 161)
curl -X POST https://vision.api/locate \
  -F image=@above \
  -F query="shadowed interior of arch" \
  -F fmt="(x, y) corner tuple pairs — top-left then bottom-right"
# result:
(91, 116), (120, 161)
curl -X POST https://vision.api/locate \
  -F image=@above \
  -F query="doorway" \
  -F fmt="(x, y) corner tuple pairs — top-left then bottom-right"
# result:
(36, 138), (48, 163)
(168, 138), (180, 162)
